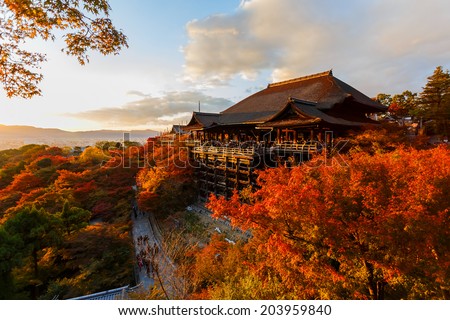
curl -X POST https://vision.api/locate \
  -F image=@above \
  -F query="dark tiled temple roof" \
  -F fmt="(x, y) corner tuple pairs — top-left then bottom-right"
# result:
(260, 98), (378, 128)
(185, 70), (386, 130)
(186, 112), (221, 129)
(170, 125), (188, 134)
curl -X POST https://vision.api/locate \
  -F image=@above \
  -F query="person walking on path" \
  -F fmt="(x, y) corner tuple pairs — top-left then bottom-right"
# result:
(131, 201), (156, 290)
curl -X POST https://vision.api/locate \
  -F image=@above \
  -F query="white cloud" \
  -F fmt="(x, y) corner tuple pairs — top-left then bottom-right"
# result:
(184, 15), (275, 84)
(68, 91), (233, 128)
(183, 0), (450, 94)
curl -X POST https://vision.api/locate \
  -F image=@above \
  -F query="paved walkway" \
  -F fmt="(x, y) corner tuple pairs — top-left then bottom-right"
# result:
(131, 203), (185, 299)
(131, 206), (156, 290)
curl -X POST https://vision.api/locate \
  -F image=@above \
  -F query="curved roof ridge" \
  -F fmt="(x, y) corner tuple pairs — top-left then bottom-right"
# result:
(267, 70), (333, 88)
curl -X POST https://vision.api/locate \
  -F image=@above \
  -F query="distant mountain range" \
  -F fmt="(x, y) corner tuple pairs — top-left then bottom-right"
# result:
(0, 124), (158, 150)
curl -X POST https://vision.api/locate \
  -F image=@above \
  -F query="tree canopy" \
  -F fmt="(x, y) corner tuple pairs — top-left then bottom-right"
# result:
(0, 0), (128, 98)
(0, 144), (137, 298)
(418, 66), (450, 136)
(204, 146), (450, 299)
(377, 66), (450, 137)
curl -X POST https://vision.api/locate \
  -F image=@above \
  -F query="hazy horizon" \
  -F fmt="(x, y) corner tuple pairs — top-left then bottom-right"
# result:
(0, 124), (159, 151)
(0, 123), (161, 134)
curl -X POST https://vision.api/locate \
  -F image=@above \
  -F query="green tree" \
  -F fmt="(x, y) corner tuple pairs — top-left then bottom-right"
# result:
(95, 141), (123, 151)
(376, 93), (392, 108)
(377, 91), (418, 125)
(417, 66), (450, 136)
(0, 160), (26, 188)
(58, 201), (91, 236)
(0, 0), (128, 98)
(390, 91), (418, 124)
(79, 146), (111, 165)
(0, 227), (23, 299)
(5, 206), (62, 297)
(123, 141), (141, 148)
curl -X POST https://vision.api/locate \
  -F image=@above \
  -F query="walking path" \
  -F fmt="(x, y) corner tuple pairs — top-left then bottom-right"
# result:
(131, 203), (185, 299)
(68, 200), (186, 300)
(131, 206), (156, 290)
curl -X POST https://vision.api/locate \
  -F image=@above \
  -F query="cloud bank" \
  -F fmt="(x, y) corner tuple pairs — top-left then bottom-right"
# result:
(183, 0), (450, 93)
(69, 91), (233, 128)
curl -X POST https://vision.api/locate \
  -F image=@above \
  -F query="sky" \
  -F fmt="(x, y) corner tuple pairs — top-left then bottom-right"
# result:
(1, 0), (450, 132)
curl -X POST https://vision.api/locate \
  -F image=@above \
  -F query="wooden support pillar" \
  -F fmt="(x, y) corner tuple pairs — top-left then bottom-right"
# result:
(277, 128), (281, 144)
(205, 153), (209, 195)
(224, 156), (229, 199)
(317, 131), (322, 142)
(325, 130), (333, 146)
(236, 158), (240, 189)
(213, 156), (217, 196)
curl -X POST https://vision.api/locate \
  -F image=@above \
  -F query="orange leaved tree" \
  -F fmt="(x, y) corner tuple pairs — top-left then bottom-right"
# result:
(207, 146), (450, 299)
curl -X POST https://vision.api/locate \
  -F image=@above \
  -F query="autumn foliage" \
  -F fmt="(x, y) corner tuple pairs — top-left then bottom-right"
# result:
(1, 132), (449, 300)
(201, 146), (450, 299)
(136, 140), (196, 218)
(0, 144), (138, 299)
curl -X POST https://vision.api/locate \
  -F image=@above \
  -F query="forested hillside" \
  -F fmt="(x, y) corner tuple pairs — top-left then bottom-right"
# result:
(0, 144), (139, 299)
(1, 129), (449, 300)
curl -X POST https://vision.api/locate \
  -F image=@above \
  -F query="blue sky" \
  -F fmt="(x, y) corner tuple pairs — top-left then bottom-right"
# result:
(1, 0), (449, 131)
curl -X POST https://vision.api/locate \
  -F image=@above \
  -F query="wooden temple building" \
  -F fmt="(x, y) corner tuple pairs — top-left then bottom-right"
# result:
(182, 70), (386, 200)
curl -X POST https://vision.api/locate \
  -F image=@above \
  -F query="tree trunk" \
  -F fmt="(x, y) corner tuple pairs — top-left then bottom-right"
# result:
(364, 260), (377, 300)
(32, 248), (39, 299)
(364, 260), (386, 299)
(32, 248), (39, 278)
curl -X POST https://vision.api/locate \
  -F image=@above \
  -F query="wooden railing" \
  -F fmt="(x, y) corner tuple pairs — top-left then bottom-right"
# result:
(187, 140), (321, 154)
(184, 140), (201, 147)
(192, 146), (255, 156)
(274, 142), (320, 152)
